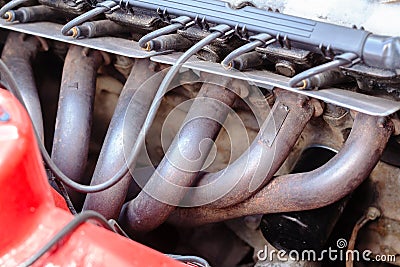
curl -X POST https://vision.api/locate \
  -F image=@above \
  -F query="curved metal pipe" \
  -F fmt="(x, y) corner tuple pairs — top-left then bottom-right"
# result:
(119, 75), (238, 234)
(1, 32), (45, 140)
(170, 112), (393, 226)
(83, 59), (165, 219)
(183, 89), (315, 208)
(51, 45), (103, 207)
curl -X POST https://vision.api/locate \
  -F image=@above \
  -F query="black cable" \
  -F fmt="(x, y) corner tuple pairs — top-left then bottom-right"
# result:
(0, 60), (76, 214)
(121, 24), (232, 190)
(61, 0), (118, 36)
(221, 33), (274, 69)
(19, 209), (210, 267)
(53, 177), (78, 214)
(168, 254), (211, 267)
(0, 0), (29, 18)
(0, 59), (130, 193)
(0, 26), (230, 194)
(138, 16), (192, 49)
(288, 52), (359, 88)
(19, 211), (114, 267)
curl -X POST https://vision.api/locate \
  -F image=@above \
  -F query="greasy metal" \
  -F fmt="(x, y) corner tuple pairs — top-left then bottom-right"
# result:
(105, 8), (162, 32)
(151, 53), (400, 116)
(184, 89), (314, 208)
(0, 20), (166, 59)
(170, 113), (393, 226)
(51, 45), (103, 206)
(38, 0), (86, 14)
(1, 31), (45, 140)
(119, 75), (238, 233)
(83, 59), (165, 219)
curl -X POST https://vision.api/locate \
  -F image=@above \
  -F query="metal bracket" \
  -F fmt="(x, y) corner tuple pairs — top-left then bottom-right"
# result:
(151, 53), (400, 117)
(0, 20), (167, 58)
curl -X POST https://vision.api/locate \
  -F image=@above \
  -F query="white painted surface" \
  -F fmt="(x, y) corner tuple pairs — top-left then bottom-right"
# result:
(223, 0), (400, 36)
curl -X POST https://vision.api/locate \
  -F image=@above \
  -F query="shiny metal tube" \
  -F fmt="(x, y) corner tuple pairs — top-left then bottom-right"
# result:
(1, 32), (44, 140)
(119, 75), (237, 233)
(51, 45), (103, 207)
(83, 59), (164, 219)
(184, 89), (315, 208)
(170, 112), (393, 226)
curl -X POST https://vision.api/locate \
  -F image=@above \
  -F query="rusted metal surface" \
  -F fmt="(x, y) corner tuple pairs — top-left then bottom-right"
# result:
(1, 32), (45, 140)
(346, 207), (381, 267)
(170, 112), (393, 226)
(184, 89), (315, 208)
(51, 45), (103, 207)
(83, 59), (165, 219)
(356, 162), (400, 266)
(119, 75), (238, 233)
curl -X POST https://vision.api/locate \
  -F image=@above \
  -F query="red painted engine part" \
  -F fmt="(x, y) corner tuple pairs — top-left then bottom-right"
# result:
(0, 89), (184, 267)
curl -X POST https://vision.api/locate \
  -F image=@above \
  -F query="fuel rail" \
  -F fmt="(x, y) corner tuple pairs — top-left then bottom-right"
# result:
(103, 0), (400, 71)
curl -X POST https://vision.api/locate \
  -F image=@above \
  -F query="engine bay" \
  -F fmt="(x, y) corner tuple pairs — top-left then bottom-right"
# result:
(0, 0), (399, 266)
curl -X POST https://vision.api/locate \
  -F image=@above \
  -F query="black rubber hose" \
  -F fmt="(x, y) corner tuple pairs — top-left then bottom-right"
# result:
(221, 34), (274, 69)
(289, 52), (358, 87)
(4, 5), (59, 23)
(138, 16), (192, 49)
(0, 26), (230, 194)
(0, 0), (30, 17)
(61, 1), (118, 36)
(139, 23), (182, 49)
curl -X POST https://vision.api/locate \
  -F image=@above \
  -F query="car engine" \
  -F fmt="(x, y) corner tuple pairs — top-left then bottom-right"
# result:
(0, 0), (399, 266)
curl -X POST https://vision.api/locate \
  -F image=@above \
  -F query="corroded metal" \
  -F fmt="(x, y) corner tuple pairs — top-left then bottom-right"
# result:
(170, 112), (393, 226)
(119, 75), (237, 233)
(51, 45), (103, 207)
(83, 59), (164, 219)
(184, 89), (315, 208)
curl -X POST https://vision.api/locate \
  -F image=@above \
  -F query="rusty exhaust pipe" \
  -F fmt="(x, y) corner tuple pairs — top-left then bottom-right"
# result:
(1, 32), (46, 140)
(82, 59), (165, 219)
(119, 75), (238, 234)
(170, 112), (393, 226)
(51, 45), (103, 207)
(183, 89), (315, 208)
